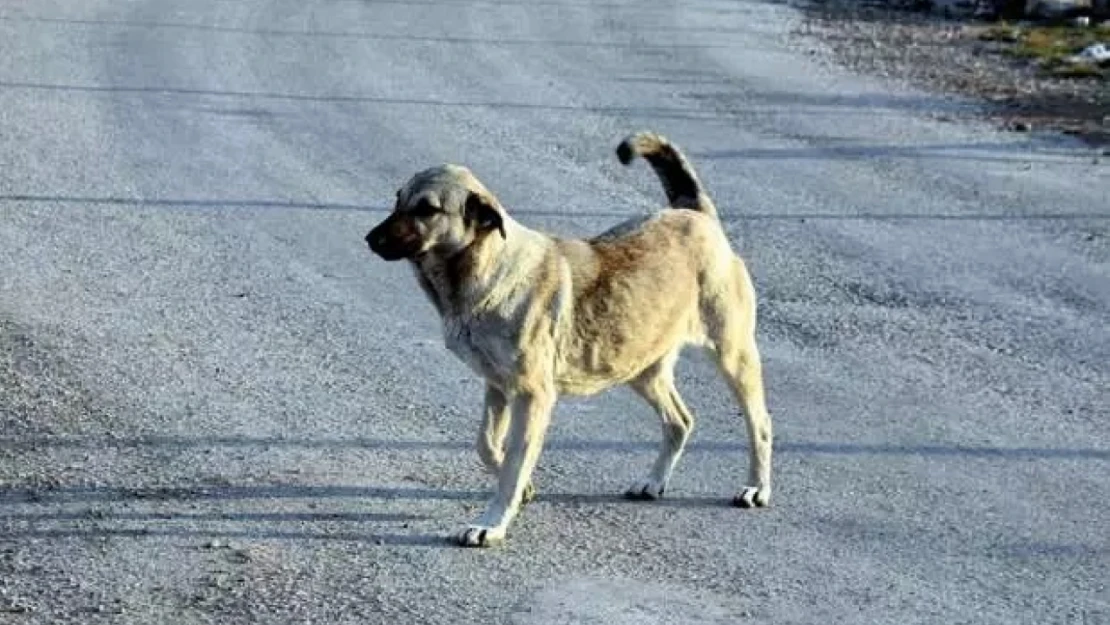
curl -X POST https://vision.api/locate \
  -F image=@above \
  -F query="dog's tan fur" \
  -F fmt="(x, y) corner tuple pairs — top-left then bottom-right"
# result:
(366, 132), (772, 547)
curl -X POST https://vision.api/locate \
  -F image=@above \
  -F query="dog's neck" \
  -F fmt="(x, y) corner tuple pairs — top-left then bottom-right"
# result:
(412, 217), (545, 320)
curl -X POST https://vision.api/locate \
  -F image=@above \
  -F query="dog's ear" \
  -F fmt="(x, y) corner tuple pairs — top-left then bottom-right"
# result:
(465, 192), (506, 239)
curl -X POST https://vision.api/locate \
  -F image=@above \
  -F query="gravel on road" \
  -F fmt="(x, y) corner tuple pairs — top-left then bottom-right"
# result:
(1, 0), (1107, 623)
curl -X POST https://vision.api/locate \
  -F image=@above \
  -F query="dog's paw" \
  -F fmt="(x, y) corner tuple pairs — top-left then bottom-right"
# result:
(624, 478), (666, 501)
(455, 524), (506, 548)
(732, 486), (770, 509)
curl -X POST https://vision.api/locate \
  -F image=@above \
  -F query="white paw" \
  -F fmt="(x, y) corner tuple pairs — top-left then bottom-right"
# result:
(455, 524), (506, 548)
(624, 478), (667, 501)
(733, 486), (770, 508)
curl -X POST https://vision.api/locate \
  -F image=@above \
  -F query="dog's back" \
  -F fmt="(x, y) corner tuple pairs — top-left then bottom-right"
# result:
(548, 132), (744, 395)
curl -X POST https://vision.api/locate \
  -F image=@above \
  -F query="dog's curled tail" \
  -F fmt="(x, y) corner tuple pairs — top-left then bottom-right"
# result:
(616, 131), (717, 219)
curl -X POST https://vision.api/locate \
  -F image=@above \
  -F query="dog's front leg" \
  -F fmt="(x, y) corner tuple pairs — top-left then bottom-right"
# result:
(458, 387), (554, 547)
(477, 385), (538, 504)
(477, 385), (510, 474)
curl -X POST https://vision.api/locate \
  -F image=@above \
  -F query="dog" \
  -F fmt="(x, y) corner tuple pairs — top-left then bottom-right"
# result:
(365, 131), (772, 547)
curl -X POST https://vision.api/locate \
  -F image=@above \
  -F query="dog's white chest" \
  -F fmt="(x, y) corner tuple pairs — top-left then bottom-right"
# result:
(443, 319), (479, 368)
(443, 316), (507, 381)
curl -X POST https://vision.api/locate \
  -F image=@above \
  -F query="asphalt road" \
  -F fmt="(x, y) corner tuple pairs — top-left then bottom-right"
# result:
(1, 0), (1108, 623)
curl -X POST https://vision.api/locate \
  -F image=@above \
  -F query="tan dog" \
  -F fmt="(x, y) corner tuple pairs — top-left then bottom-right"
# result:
(365, 132), (772, 547)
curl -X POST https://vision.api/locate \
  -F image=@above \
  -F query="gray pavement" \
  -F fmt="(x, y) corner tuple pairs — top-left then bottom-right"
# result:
(0, 0), (1107, 623)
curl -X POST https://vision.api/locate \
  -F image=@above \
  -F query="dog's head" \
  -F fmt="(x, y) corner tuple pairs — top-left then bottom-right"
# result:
(365, 165), (506, 262)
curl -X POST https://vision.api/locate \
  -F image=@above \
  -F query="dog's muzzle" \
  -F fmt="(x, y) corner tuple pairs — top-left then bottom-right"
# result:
(365, 221), (420, 262)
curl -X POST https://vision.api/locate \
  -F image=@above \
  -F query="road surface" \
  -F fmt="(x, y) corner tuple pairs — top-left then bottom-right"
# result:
(1, 0), (1107, 623)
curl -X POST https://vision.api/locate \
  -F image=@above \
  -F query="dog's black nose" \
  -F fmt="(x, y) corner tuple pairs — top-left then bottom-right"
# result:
(366, 230), (392, 258)
(365, 231), (381, 251)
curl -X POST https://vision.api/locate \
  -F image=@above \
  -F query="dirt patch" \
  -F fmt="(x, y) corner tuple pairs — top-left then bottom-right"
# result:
(796, 1), (1110, 147)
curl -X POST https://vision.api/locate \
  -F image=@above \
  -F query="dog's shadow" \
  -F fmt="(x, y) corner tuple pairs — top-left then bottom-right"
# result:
(6, 436), (1099, 547)
(0, 483), (731, 547)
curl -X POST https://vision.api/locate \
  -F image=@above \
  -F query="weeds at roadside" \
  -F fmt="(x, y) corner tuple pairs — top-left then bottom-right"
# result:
(979, 22), (1110, 79)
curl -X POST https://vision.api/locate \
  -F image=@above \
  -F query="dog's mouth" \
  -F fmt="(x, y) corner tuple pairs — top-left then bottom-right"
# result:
(371, 244), (420, 262)
(374, 248), (410, 262)
(366, 231), (424, 262)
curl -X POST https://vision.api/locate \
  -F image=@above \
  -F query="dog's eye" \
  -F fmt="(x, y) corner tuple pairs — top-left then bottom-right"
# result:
(409, 200), (439, 218)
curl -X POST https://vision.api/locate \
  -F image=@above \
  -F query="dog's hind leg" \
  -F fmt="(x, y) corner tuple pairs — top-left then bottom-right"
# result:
(624, 351), (695, 501)
(710, 326), (772, 506)
(477, 385), (536, 504)
(714, 340), (772, 508)
(706, 273), (773, 508)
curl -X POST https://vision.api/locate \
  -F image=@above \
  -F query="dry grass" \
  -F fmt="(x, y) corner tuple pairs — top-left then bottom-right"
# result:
(979, 22), (1110, 78)
(1049, 62), (1105, 78)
